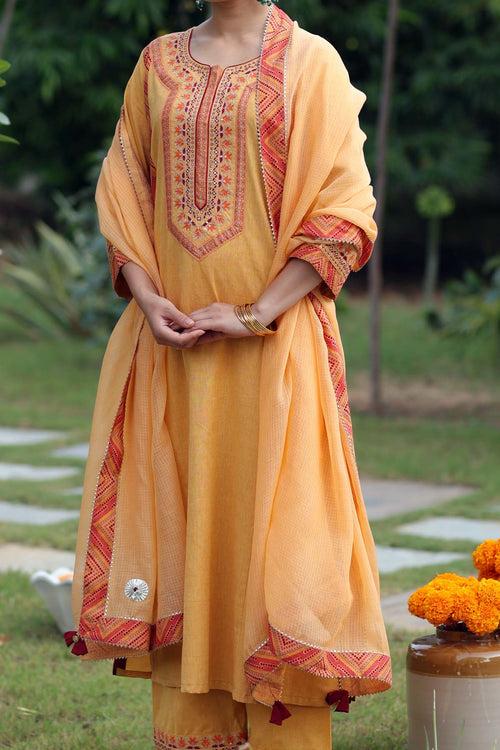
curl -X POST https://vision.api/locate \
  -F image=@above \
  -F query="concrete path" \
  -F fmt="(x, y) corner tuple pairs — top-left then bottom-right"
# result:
(0, 426), (489, 633)
(0, 427), (66, 446)
(361, 477), (474, 520)
(0, 462), (78, 481)
(0, 500), (79, 526)
(398, 516), (500, 542)
(0, 543), (75, 573)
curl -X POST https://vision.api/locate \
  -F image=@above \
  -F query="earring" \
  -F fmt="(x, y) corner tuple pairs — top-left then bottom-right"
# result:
(195, 0), (205, 10)
(257, 0), (279, 4)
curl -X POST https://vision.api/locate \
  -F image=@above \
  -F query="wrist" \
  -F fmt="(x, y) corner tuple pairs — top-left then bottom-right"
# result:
(251, 299), (278, 328)
(135, 287), (161, 313)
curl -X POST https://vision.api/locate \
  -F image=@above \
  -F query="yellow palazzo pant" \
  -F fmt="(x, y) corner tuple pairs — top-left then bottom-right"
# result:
(152, 682), (333, 750)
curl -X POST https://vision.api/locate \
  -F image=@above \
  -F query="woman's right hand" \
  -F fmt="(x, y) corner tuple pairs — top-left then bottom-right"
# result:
(138, 290), (206, 349)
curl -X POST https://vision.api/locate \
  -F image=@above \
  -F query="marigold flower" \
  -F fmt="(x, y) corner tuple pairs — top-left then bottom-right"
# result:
(472, 539), (500, 580)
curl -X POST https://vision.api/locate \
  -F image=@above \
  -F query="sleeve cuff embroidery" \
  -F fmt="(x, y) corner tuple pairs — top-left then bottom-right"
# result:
(288, 217), (373, 300)
(106, 241), (132, 300)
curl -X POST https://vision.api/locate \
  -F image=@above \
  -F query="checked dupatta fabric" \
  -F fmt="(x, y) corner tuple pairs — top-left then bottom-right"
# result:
(69, 4), (392, 711)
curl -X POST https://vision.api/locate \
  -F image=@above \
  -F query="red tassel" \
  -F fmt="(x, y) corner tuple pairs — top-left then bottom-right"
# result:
(325, 689), (352, 713)
(63, 630), (77, 646)
(269, 700), (292, 725)
(63, 630), (88, 656)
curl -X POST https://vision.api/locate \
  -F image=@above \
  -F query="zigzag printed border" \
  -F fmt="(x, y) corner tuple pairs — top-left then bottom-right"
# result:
(309, 292), (356, 457)
(78, 367), (183, 654)
(244, 622), (391, 701)
(255, 5), (294, 243)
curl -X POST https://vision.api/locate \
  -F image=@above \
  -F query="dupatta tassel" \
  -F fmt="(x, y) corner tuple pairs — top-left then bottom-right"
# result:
(325, 689), (354, 713)
(269, 700), (292, 725)
(63, 630), (88, 656)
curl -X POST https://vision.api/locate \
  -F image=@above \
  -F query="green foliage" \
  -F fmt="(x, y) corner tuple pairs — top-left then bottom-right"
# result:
(0, 0), (499, 276)
(0, 59), (18, 145)
(416, 186), (455, 220)
(437, 256), (500, 354)
(0, 190), (125, 341)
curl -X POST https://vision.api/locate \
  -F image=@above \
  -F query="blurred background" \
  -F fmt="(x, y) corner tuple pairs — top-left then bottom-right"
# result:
(0, 1), (499, 748)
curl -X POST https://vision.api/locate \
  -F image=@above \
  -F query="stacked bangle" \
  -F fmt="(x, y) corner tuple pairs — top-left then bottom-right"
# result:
(234, 303), (277, 336)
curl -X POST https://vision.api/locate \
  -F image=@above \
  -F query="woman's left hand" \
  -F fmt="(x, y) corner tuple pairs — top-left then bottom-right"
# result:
(186, 302), (255, 345)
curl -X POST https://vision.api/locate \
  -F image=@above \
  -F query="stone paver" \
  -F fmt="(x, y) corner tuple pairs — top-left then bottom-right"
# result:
(380, 590), (433, 632)
(361, 477), (474, 520)
(0, 500), (79, 526)
(0, 543), (75, 573)
(0, 426), (66, 446)
(52, 443), (89, 461)
(0, 463), (78, 481)
(375, 545), (466, 574)
(397, 516), (500, 542)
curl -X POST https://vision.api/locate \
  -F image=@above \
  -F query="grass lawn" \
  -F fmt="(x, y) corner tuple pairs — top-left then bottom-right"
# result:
(0, 292), (498, 748)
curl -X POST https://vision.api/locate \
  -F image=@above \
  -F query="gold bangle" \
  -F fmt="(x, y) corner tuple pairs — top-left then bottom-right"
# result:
(234, 303), (277, 336)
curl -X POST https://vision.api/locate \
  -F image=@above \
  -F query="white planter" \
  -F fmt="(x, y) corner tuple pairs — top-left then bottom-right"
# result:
(30, 567), (75, 634)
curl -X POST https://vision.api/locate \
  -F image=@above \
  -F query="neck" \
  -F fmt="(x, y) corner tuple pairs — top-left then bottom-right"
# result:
(206, 0), (272, 39)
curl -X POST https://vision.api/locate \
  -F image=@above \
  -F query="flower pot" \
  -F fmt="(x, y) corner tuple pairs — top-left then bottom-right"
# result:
(30, 567), (75, 635)
(406, 624), (500, 749)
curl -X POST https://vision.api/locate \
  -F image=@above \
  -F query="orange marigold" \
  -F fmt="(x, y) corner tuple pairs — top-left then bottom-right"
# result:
(408, 571), (500, 635)
(472, 539), (500, 580)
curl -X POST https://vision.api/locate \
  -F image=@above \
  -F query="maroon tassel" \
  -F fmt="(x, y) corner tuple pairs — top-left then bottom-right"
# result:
(325, 689), (354, 713)
(63, 630), (88, 656)
(113, 657), (127, 675)
(269, 700), (292, 725)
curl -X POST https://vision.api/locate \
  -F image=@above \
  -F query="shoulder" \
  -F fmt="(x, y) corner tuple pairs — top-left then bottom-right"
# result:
(291, 25), (350, 80)
(137, 30), (185, 70)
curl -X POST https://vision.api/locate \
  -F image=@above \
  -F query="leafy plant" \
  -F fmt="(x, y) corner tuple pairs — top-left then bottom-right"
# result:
(0, 190), (125, 341)
(0, 59), (18, 144)
(416, 185), (455, 311)
(432, 256), (500, 357)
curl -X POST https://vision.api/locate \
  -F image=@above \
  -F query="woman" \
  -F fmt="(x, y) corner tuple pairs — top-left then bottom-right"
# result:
(66, 0), (392, 747)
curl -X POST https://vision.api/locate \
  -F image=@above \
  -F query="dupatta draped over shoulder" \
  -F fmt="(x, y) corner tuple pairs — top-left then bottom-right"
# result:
(70, 4), (392, 711)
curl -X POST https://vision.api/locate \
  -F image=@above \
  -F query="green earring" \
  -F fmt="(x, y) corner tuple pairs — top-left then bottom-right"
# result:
(257, 0), (279, 4)
(195, 0), (204, 10)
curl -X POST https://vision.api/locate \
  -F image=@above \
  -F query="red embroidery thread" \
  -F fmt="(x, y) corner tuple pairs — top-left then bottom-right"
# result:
(153, 728), (247, 750)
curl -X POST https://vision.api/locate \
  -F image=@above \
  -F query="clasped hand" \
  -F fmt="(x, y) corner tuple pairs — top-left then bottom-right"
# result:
(141, 292), (265, 349)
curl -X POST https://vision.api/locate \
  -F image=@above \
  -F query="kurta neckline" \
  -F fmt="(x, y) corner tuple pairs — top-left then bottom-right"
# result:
(185, 27), (260, 73)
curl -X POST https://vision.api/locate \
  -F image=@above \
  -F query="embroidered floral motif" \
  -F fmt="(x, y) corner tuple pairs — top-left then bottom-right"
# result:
(153, 728), (247, 750)
(150, 31), (258, 260)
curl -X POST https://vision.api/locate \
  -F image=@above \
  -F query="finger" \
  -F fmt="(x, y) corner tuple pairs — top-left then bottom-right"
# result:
(163, 301), (196, 328)
(185, 316), (218, 331)
(158, 327), (205, 346)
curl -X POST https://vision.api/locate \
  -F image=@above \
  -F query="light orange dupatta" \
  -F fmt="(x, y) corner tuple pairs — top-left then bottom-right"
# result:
(69, 4), (392, 714)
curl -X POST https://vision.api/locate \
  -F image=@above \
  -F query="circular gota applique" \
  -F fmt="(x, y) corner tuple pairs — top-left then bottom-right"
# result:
(124, 578), (149, 602)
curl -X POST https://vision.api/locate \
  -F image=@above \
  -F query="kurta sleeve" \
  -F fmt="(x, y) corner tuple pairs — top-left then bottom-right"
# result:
(100, 45), (153, 300)
(284, 41), (377, 301)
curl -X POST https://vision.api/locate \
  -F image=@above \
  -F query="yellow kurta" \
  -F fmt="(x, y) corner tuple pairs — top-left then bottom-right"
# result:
(147, 45), (275, 700)
(70, 4), (392, 714)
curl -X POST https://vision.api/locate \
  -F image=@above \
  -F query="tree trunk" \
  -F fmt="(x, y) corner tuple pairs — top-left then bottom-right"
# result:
(0, 0), (18, 58)
(369, 0), (399, 414)
(422, 216), (441, 309)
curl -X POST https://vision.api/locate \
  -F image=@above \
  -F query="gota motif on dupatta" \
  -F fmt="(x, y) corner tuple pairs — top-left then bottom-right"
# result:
(150, 31), (258, 260)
